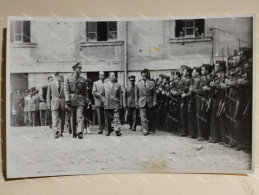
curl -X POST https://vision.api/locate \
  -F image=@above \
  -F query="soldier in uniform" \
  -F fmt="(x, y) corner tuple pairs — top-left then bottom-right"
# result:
(102, 72), (122, 136)
(177, 65), (192, 136)
(124, 75), (137, 131)
(64, 62), (89, 139)
(208, 61), (226, 143)
(135, 70), (157, 136)
(196, 64), (213, 141)
(170, 71), (182, 134)
(155, 74), (164, 130)
(186, 66), (201, 138)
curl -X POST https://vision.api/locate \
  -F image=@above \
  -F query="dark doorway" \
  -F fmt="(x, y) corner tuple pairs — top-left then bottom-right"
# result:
(10, 73), (28, 92)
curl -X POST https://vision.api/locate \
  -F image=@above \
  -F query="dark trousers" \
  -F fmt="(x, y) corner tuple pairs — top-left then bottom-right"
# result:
(46, 108), (52, 128)
(126, 107), (137, 129)
(96, 106), (105, 132)
(180, 101), (189, 135)
(39, 110), (47, 126)
(70, 106), (84, 136)
(187, 102), (198, 138)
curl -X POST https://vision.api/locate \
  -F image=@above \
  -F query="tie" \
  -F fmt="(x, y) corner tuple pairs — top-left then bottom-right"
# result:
(144, 81), (147, 88)
(58, 82), (61, 93)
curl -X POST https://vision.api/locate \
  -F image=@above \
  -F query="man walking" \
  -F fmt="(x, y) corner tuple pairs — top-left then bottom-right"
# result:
(92, 71), (106, 134)
(103, 72), (122, 136)
(124, 75), (137, 131)
(135, 70), (157, 136)
(64, 62), (89, 139)
(47, 72), (65, 138)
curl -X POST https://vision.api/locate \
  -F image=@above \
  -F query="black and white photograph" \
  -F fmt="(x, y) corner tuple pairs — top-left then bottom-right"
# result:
(6, 15), (254, 178)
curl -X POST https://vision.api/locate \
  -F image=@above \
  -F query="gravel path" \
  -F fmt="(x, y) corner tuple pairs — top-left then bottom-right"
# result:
(7, 125), (251, 178)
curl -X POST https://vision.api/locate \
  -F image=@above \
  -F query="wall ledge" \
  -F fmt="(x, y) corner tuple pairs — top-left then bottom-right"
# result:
(10, 42), (37, 48)
(80, 40), (124, 47)
(169, 36), (212, 44)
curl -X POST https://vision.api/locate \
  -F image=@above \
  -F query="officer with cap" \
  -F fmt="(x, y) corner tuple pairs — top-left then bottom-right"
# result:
(64, 62), (89, 139)
(124, 75), (137, 131)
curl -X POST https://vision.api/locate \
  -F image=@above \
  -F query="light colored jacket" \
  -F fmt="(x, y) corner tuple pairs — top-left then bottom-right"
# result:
(92, 79), (105, 107)
(47, 81), (65, 111)
(135, 80), (157, 108)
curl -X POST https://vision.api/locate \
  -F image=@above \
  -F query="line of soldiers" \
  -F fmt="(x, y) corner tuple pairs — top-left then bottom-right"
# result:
(154, 49), (252, 152)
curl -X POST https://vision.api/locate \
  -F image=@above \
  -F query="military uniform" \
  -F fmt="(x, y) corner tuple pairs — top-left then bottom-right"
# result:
(124, 76), (137, 131)
(196, 64), (213, 141)
(64, 63), (89, 139)
(186, 67), (201, 138)
(178, 65), (192, 136)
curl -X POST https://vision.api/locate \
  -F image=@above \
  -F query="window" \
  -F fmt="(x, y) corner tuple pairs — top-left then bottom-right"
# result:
(86, 21), (117, 41)
(10, 21), (30, 43)
(175, 19), (204, 38)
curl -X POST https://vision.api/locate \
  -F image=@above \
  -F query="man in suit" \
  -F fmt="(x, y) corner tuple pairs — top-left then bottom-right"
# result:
(47, 72), (66, 138)
(124, 75), (137, 131)
(64, 62), (89, 139)
(92, 71), (105, 134)
(103, 72), (122, 136)
(135, 70), (157, 136)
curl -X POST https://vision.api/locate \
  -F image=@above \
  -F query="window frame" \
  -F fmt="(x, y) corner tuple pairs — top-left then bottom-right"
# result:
(86, 21), (118, 42)
(11, 21), (31, 43)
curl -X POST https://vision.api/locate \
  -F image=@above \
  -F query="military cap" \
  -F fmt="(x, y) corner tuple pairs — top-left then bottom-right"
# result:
(180, 65), (191, 70)
(171, 69), (180, 75)
(72, 62), (82, 69)
(215, 60), (226, 71)
(202, 64), (213, 72)
(128, 75), (136, 81)
(159, 74), (165, 78)
(193, 66), (201, 72)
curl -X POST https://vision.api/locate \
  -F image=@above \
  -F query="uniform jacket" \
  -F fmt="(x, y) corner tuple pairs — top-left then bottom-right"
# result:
(102, 81), (122, 110)
(47, 80), (65, 111)
(124, 84), (136, 108)
(135, 80), (157, 108)
(64, 74), (89, 107)
(92, 79), (105, 107)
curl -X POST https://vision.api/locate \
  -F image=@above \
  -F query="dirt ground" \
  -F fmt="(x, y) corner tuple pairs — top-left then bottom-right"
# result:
(7, 125), (252, 178)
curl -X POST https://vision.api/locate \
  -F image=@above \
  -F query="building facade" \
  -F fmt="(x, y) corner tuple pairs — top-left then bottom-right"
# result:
(9, 17), (252, 91)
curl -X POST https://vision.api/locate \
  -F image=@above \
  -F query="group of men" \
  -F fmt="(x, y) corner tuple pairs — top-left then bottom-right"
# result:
(152, 49), (252, 152)
(11, 48), (252, 152)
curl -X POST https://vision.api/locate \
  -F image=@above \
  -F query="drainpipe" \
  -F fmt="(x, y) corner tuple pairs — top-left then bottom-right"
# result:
(124, 21), (128, 89)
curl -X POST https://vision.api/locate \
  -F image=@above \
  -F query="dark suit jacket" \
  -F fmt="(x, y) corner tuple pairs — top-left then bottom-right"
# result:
(47, 81), (65, 111)
(124, 84), (136, 108)
(135, 80), (157, 108)
(92, 79), (105, 107)
(103, 82), (122, 110)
